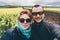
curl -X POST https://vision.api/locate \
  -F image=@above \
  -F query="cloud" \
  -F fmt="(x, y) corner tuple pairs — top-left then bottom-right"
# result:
(19, 0), (35, 6)
(0, 0), (60, 6)
(0, 0), (20, 6)
(19, 0), (57, 6)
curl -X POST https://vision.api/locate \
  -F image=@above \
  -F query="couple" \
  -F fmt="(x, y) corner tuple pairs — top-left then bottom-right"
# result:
(1, 5), (60, 40)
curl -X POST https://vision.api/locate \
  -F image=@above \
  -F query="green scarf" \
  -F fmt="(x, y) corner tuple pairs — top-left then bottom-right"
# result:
(15, 22), (31, 38)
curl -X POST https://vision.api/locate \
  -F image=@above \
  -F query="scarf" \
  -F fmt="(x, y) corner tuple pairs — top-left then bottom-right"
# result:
(15, 22), (31, 38)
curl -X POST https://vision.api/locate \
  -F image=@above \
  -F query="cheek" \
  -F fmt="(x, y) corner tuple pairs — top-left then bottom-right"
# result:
(27, 23), (31, 25)
(20, 23), (23, 26)
(33, 16), (36, 19)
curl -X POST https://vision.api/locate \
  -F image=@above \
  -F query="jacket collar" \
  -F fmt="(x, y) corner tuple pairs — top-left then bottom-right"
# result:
(34, 20), (44, 25)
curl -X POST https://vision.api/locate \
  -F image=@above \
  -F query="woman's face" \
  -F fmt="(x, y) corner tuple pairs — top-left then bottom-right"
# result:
(19, 14), (31, 29)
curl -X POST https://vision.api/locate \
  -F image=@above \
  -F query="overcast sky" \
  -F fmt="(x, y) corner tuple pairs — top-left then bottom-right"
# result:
(0, 0), (60, 6)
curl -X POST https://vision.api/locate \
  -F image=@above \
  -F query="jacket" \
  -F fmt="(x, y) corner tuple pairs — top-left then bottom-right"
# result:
(31, 20), (60, 40)
(1, 21), (60, 40)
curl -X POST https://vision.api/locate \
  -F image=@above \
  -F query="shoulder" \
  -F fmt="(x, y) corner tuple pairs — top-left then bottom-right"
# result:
(5, 27), (18, 35)
(6, 28), (14, 32)
(5, 28), (14, 34)
(43, 21), (60, 34)
(1, 28), (15, 40)
(42, 21), (60, 32)
(44, 21), (60, 32)
(2, 28), (18, 37)
(2, 28), (15, 37)
(43, 21), (60, 28)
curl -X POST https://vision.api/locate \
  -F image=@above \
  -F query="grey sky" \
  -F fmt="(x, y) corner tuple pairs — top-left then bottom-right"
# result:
(0, 0), (60, 6)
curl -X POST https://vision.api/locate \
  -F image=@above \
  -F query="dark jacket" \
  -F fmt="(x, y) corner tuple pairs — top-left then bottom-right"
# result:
(1, 21), (60, 40)
(31, 20), (60, 40)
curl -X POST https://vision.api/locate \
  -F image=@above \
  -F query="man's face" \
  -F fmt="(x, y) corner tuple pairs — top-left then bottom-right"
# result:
(32, 7), (45, 23)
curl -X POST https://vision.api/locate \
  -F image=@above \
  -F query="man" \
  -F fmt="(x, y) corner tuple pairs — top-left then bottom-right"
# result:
(31, 5), (60, 40)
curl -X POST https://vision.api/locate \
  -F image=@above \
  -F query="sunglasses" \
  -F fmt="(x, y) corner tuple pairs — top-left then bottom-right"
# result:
(32, 11), (44, 16)
(19, 18), (31, 23)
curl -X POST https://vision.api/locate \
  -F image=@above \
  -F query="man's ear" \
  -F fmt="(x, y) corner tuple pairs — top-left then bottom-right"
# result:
(42, 14), (45, 19)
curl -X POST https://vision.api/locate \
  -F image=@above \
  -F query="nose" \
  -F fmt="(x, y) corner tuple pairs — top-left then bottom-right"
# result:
(37, 14), (40, 17)
(24, 20), (27, 23)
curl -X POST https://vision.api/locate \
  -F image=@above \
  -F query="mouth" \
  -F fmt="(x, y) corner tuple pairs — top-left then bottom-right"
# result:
(23, 25), (29, 28)
(36, 17), (41, 19)
(23, 24), (28, 27)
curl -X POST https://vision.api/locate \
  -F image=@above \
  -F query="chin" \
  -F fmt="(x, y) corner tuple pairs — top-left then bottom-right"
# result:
(36, 20), (42, 23)
(22, 27), (27, 29)
(23, 26), (29, 29)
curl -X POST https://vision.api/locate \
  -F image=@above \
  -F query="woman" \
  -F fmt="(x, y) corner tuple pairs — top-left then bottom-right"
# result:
(1, 9), (32, 40)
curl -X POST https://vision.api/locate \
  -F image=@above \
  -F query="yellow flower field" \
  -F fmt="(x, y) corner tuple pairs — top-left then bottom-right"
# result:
(0, 7), (60, 16)
(0, 7), (23, 15)
(44, 8), (60, 13)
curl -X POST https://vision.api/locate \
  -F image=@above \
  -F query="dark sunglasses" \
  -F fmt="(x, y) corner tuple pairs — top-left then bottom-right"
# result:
(32, 11), (44, 16)
(19, 18), (31, 23)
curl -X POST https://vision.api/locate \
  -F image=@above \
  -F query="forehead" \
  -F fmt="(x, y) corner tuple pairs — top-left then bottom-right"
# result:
(20, 14), (30, 19)
(32, 7), (43, 12)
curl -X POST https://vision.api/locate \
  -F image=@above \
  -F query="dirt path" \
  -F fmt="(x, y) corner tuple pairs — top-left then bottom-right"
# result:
(44, 11), (60, 25)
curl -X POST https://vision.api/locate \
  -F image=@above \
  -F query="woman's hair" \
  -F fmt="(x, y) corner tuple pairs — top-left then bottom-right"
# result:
(18, 9), (32, 20)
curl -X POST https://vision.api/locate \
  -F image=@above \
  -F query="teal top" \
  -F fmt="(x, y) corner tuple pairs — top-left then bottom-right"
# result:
(15, 22), (31, 39)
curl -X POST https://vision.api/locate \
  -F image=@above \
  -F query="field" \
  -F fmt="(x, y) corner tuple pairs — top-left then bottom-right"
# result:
(0, 7), (23, 38)
(0, 7), (60, 39)
(0, 7), (23, 15)
(44, 8), (60, 13)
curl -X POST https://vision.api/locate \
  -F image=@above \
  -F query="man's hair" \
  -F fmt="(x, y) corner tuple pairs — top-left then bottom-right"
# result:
(32, 4), (44, 11)
(33, 5), (40, 7)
